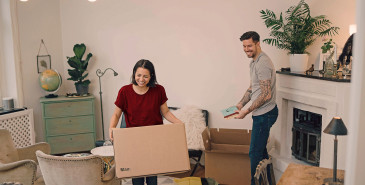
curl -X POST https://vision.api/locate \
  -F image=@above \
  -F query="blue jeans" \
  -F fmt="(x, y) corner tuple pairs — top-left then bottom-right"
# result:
(249, 105), (278, 185)
(132, 176), (157, 185)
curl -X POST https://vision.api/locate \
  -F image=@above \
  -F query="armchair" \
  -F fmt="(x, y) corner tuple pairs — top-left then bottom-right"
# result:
(36, 151), (121, 185)
(0, 129), (50, 185)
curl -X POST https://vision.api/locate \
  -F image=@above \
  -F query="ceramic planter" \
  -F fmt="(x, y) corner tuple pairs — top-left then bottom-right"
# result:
(75, 83), (89, 95)
(289, 54), (309, 72)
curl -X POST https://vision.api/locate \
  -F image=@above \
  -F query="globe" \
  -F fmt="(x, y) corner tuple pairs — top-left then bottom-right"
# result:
(39, 69), (62, 98)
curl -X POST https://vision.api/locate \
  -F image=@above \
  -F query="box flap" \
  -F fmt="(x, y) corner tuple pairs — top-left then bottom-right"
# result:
(208, 143), (250, 154)
(210, 128), (251, 145)
(201, 127), (211, 151)
(113, 124), (190, 178)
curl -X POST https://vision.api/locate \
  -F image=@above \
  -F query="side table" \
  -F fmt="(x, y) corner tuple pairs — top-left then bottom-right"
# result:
(277, 163), (345, 185)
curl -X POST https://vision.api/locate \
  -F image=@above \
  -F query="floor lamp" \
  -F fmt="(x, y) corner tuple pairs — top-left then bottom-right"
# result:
(95, 68), (118, 146)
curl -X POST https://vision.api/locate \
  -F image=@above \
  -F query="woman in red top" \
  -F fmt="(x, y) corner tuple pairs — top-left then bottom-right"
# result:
(109, 59), (182, 185)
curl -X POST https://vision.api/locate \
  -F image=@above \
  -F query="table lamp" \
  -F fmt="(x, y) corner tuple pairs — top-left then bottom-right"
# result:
(323, 117), (348, 185)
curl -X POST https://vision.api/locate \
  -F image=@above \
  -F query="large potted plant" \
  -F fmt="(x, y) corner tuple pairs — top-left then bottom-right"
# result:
(67, 43), (93, 95)
(260, 0), (339, 72)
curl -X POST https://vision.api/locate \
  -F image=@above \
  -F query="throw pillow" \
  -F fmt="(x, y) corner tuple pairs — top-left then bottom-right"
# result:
(164, 105), (206, 150)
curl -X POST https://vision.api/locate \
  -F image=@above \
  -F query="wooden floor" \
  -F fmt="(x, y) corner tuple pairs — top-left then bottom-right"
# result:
(168, 163), (205, 178)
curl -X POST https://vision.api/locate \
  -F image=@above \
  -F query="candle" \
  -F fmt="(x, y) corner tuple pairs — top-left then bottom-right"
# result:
(349, 24), (357, 35)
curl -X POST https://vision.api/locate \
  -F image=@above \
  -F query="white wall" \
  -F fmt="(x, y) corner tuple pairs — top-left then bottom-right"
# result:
(14, 0), (356, 142)
(59, 0), (291, 140)
(16, 0), (64, 141)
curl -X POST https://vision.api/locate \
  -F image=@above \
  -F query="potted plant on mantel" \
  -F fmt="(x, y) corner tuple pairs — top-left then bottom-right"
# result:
(67, 43), (93, 95)
(260, 0), (339, 72)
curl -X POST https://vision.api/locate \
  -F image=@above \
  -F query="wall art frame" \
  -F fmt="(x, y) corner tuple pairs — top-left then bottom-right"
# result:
(37, 54), (51, 73)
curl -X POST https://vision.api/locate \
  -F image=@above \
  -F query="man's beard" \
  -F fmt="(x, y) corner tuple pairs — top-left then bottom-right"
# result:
(246, 51), (255, 58)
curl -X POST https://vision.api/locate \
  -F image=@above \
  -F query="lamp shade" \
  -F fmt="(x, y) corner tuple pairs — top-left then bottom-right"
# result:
(323, 117), (348, 135)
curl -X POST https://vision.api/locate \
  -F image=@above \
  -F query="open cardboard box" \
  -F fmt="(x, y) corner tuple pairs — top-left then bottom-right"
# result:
(113, 123), (190, 178)
(202, 127), (252, 185)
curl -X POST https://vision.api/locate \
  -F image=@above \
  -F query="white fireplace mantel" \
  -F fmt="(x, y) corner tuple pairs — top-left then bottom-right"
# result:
(270, 72), (351, 180)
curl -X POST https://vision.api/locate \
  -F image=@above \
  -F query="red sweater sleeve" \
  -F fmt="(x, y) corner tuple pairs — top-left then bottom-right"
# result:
(159, 85), (168, 105)
(114, 85), (127, 111)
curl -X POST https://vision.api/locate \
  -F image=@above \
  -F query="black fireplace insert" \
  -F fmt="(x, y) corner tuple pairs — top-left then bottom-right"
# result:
(291, 108), (322, 166)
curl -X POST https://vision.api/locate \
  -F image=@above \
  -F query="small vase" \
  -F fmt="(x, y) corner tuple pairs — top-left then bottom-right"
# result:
(324, 53), (335, 77)
(342, 55), (352, 77)
(342, 64), (351, 77)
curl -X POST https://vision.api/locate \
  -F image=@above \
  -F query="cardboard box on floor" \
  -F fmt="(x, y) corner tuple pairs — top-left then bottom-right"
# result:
(202, 128), (252, 185)
(113, 123), (190, 178)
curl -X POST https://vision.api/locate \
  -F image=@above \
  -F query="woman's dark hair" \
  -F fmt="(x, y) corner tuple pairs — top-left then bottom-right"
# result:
(240, 31), (260, 42)
(131, 59), (157, 87)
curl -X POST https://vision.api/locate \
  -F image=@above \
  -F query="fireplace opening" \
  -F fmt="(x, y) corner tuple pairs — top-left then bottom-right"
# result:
(291, 108), (322, 166)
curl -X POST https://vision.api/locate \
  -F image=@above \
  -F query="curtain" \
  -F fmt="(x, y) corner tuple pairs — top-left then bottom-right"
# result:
(0, 0), (24, 108)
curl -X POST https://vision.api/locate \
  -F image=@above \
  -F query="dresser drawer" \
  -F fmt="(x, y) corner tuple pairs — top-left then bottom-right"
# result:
(47, 133), (95, 154)
(45, 116), (94, 136)
(43, 100), (93, 117)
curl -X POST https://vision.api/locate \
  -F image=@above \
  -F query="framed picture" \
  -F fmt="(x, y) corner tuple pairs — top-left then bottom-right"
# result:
(37, 55), (51, 73)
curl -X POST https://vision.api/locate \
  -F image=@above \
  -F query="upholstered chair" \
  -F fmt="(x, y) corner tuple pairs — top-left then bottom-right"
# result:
(36, 151), (121, 185)
(0, 129), (50, 185)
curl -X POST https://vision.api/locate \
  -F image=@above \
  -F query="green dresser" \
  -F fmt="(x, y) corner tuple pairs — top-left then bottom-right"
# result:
(40, 96), (96, 154)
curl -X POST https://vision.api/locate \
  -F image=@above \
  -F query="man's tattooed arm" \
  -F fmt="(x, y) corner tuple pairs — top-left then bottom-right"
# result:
(247, 80), (272, 113)
(237, 85), (252, 108)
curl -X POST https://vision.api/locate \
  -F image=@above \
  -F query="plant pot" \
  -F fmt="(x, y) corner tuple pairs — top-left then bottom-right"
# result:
(289, 54), (309, 72)
(75, 83), (89, 95)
